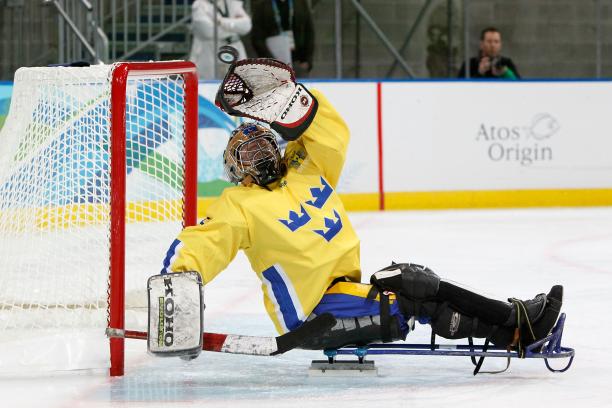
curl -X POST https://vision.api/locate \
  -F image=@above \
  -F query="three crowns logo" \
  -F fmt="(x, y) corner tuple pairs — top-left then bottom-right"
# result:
(278, 177), (342, 241)
(313, 210), (342, 242)
(305, 177), (332, 209)
(278, 205), (311, 232)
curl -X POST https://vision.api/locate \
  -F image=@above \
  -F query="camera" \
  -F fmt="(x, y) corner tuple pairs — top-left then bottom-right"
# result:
(490, 57), (504, 71)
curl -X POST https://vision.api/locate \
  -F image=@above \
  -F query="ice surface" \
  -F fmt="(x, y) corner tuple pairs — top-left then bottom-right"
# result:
(1, 207), (611, 408)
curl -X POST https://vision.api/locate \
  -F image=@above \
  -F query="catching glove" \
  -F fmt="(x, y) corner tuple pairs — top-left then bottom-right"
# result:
(215, 58), (318, 141)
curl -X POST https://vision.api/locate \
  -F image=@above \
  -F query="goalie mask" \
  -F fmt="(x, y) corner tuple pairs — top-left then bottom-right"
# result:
(223, 122), (283, 186)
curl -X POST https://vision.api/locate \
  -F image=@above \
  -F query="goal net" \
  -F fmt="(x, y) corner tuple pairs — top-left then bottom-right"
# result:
(0, 62), (198, 376)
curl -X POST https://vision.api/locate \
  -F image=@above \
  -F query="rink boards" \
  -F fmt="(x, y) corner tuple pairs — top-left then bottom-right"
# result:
(307, 80), (612, 210)
(1, 79), (611, 213)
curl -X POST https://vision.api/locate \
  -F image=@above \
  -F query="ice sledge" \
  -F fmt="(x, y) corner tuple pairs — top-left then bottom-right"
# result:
(310, 313), (575, 376)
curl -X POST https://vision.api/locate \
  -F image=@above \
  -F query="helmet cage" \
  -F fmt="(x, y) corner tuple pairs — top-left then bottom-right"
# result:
(224, 124), (282, 186)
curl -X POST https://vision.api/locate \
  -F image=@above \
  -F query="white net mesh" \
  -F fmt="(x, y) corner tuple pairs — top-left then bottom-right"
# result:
(0, 64), (191, 372)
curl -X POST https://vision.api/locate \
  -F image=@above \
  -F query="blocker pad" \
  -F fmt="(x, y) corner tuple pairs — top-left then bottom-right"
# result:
(147, 272), (204, 358)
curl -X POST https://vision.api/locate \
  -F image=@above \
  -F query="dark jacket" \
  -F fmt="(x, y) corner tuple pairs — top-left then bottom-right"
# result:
(251, 0), (315, 69)
(458, 56), (521, 79)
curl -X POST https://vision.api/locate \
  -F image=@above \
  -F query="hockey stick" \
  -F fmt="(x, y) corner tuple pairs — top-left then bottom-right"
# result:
(107, 312), (336, 357)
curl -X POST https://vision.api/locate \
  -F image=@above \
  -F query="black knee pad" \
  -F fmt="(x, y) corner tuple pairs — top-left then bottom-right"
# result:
(370, 262), (440, 300)
(430, 304), (492, 340)
(298, 315), (405, 350)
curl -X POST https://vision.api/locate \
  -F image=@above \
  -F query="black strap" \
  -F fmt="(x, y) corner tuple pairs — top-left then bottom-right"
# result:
(467, 317), (480, 366)
(468, 337), (478, 366)
(366, 285), (378, 300)
(379, 291), (392, 343)
(472, 339), (490, 376)
(216, 0), (230, 17)
(329, 276), (349, 290)
(366, 285), (392, 342)
(472, 325), (497, 376)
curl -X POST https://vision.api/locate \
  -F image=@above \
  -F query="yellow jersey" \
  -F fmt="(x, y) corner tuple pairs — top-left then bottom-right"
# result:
(163, 89), (361, 334)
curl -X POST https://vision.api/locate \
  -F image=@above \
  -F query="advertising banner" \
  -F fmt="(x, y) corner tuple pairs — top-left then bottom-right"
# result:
(382, 82), (612, 192)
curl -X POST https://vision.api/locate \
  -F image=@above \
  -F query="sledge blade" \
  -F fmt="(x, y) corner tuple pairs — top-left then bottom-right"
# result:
(308, 360), (378, 377)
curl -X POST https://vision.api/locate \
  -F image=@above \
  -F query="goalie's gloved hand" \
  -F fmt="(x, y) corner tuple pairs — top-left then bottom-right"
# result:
(215, 58), (318, 141)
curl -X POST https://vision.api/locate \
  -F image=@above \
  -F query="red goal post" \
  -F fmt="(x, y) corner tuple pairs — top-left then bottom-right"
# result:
(108, 62), (199, 376)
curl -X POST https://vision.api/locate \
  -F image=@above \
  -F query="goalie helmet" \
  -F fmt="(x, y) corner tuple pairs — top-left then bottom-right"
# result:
(223, 122), (283, 186)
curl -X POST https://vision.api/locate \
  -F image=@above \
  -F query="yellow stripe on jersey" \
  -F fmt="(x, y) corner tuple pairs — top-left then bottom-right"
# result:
(325, 281), (397, 302)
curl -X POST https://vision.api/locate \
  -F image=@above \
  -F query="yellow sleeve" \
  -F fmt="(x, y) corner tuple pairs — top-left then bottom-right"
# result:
(163, 188), (250, 284)
(294, 89), (350, 188)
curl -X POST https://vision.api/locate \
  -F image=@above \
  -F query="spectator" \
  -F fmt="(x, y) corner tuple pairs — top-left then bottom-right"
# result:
(458, 27), (520, 79)
(189, 0), (252, 80)
(251, 0), (315, 78)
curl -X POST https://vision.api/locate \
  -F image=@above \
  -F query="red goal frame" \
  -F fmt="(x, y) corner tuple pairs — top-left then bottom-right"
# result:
(107, 61), (198, 377)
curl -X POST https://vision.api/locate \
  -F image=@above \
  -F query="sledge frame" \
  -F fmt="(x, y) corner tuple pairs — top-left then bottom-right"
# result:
(313, 313), (575, 375)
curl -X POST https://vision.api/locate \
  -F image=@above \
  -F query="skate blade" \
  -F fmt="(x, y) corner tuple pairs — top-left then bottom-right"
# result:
(308, 360), (378, 377)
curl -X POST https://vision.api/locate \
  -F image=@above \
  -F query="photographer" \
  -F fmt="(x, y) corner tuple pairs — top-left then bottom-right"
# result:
(458, 27), (520, 79)
(189, 0), (252, 80)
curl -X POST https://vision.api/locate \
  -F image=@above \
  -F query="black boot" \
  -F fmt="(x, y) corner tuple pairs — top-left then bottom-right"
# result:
(531, 285), (563, 342)
(490, 285), (563, 349)
(506, 285), (563, 353)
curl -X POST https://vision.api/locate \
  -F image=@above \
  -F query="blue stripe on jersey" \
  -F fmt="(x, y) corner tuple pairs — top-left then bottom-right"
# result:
(262, 265), (303, 331)
(160, 239), (182, 274)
